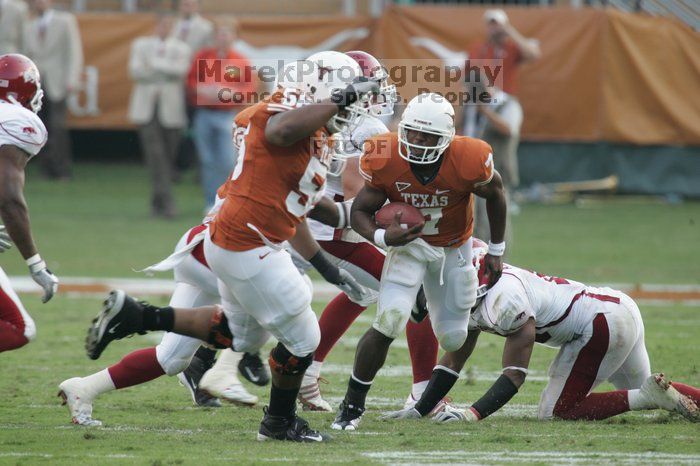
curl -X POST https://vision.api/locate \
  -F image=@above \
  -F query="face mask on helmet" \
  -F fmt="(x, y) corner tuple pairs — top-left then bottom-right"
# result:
(344, 51), (397, 117)
(306, 51), (368, 134)
(398, 93), (455, 164)
(472, 238), (490, 301)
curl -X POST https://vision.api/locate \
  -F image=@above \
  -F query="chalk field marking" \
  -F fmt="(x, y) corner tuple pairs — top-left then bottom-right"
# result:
(363, 450), (700, 465)
(7, 276), (700, 305)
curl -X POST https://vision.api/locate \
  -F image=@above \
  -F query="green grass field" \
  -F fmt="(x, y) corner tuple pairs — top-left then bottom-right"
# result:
(0, 163), (699, 465)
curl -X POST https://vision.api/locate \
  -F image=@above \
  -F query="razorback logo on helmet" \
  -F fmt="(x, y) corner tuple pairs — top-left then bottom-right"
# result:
(22, 126), (36, 135)
(22, 66), (39, 85)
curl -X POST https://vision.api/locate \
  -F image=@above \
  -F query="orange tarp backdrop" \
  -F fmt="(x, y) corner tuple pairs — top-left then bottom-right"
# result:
(71, 7), (700, 145)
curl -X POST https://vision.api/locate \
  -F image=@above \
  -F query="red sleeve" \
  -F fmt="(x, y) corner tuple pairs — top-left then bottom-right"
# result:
(186, 50), (207, 104)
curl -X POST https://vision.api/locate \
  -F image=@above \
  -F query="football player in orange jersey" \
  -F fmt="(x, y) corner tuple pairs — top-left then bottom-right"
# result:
(83, 55), (380, 442)
(332, 92), (508, 430)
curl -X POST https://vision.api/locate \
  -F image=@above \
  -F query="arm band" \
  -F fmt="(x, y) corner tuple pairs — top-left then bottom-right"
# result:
(308, 250), (341, 285)
(471, 374), (519, 420)
(414, 366), (460, 416)
(26, 254), (46, 273)
(487, 241), (506, 256)
(373, 229), (387, 249)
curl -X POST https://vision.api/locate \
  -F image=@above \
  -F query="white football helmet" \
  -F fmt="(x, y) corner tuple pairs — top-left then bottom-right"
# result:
(398, 93), (455, 164)
(306, 51), (367, 134)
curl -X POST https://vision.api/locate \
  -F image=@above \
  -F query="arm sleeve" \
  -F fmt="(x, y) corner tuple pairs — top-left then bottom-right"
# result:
(358, 136), (387, 190)
(470, 139), (495, 188)
(489, 279), (533, 334)
(128, 40), (153, 81)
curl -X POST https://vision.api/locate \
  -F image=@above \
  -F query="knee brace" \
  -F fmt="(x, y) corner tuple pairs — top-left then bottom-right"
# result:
(206, 308), (233, 349)
(433, 320), (468, 352)
(268, 343), (313, 376)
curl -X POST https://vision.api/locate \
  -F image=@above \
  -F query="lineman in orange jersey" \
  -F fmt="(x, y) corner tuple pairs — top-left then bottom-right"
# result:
(332, 92), (508, 430)
(85, 55), (380, 442)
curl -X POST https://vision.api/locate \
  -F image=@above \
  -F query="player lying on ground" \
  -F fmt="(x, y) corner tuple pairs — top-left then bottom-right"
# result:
(0, 54), (59, 353)
(83, 55), (379, 442)
(381, 239), (700, 423)
(332, 92), (508, 431)
(294, 51), (440, 412)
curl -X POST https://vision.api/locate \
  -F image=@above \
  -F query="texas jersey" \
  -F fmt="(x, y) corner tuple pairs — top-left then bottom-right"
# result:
(469, 265), (624, 348)
(360, 133), (493, 247)
(210, 89), (332, 251)
(307, 115), (389, 241)
(0, 100), (47, 158)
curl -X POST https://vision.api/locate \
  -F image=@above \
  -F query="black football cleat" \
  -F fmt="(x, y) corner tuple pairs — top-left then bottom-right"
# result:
(238, 352), (270, 386)
(410, 286), (428, 324)
(331, 400), (365, 431)
(178, 350), (222, 408)
(85, 290), (147, 360)
(257, 407), (331, 442)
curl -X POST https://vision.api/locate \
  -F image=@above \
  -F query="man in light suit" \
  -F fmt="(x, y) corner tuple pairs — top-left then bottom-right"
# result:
(170, 0), (214, 177)
(25, 0), (83, 180)
(128, 15), (191, 219)
(0, 0), (29, 54)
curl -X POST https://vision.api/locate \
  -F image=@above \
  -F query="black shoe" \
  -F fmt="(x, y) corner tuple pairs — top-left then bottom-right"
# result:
(85, 290), (147, 360)
(239, 352), (270, 386)
(410, 286), (428, 324)
(257, 407), (331, 442)
(331, 400), (365, 431)
(178, 350), (221, 408)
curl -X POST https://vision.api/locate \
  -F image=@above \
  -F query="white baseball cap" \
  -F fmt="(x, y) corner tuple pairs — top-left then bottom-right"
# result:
(484, 9), (508, 25)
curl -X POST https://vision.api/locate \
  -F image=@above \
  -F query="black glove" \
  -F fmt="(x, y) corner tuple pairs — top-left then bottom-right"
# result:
(331, 77), (380, 110)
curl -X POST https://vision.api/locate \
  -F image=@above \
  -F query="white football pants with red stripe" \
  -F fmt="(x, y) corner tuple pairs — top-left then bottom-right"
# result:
(538, 293), (651, 419)
(0, 266), (36, 352)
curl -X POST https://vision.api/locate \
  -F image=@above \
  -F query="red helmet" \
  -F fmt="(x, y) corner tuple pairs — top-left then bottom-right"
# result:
(471, 238), (490, 299)
(0, 54), (44, 113)
(345, 50), (397, 117)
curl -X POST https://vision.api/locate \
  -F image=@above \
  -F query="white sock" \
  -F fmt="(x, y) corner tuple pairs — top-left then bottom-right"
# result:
(627, 389), (653, 410)
(411, 380), (429, 400)
(81, 369), (116, 398)
(208, 349), (241, 382)
(304, 360), (323, 379)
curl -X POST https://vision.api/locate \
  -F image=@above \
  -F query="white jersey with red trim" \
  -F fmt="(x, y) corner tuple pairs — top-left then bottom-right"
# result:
(0, 101), (47, 158)
(469, 265), (625, 348)
(307, 115), (388, 241)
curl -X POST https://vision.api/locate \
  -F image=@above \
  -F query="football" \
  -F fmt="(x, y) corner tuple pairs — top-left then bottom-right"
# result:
(375, 202), (425, 229)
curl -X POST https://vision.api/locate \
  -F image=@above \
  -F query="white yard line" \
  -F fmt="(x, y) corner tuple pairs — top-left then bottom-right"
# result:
(7, 276), (700, 305)
(363, 450), (700, 465)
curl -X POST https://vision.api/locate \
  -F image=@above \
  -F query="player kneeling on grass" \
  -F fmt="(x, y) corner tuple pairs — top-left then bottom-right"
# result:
(332, 92), (508, 431)
(381, 239), (700, 423)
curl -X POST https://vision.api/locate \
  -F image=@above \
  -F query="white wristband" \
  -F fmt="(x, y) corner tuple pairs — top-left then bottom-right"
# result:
(26, 254), (45, 273)
(487, 241), (506, 256)
(374, 229), (387, 249)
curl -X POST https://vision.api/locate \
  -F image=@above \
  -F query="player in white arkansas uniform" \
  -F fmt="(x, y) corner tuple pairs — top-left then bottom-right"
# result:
(382, 239), (700, 423)
(0, 54), (58, 353)
(57, 220), (259, 426)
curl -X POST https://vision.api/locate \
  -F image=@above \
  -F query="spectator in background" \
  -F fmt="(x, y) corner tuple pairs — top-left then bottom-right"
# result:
(171, 0), (214, 177)
(469, 9), (540, 96)
(128, 15), (191, 219)
(466, 79), (522, 249)
(186, 22), (255, 211)
(0, 0), (28, 54)
(25, 0), (83, 180)
(171, 0), (214, 52)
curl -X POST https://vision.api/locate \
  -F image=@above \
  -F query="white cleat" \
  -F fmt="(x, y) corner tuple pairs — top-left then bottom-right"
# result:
(403, 393), (452, 416)
(640, 373), (699, 422)
(58, 377), (102, 427)
(298, 376), (332, 412)
(199, 371), (257, 406)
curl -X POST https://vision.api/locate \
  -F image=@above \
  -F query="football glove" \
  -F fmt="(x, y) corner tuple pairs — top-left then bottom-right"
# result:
(337, 268), (374, 307)
(432, 405), (479, 424)
(27, 255), (59, 303)
(0, 225), (12, 253)
(379, 407), (422, 421)
(331, 77), (380, 110)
